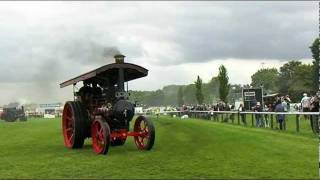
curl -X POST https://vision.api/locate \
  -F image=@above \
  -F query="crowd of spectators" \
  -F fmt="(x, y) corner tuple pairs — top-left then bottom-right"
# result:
(171, 91), (319, 131)
(179, 102), (235, 112)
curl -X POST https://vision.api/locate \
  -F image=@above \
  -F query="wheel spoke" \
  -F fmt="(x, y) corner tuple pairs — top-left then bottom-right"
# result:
(91, 119), (110, 154)
(68, 133), (74, 142)
(99, 127), (103, 135)
(66, 116), (72, 121)
(142, 121), (146, 129)
(139, 136), (144, 143)
(98, 132), (104, 140)
(100, 140), (105, 145)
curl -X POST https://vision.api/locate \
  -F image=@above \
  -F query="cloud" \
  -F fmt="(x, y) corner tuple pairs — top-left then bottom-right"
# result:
(0, 2), (317, 105)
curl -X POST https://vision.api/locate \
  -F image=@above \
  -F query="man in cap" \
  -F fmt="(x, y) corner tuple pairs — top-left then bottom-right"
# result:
(301, 93), (311, 120)
(253, 101), (263, 128)
(275, 99), (285, 130)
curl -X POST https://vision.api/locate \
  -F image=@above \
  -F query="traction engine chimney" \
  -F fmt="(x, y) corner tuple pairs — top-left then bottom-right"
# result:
(114, 54), (125, 92)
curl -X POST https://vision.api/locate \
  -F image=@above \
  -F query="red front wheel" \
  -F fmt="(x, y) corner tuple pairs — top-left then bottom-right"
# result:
(62, 101), (85, 149)
(134, 116), (155, 150)
(91, 118), (110, 155)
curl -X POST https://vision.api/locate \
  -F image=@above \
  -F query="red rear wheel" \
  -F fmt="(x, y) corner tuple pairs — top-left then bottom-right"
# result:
(62, 101), (85, 149)
(134, 116), (155, 150)
(91, 118), (110, 155)
(62, 103), (75, 148)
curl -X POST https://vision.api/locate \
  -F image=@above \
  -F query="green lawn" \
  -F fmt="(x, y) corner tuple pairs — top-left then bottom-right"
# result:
(0, 116), (318, 179)
(194, 113), (317, 138)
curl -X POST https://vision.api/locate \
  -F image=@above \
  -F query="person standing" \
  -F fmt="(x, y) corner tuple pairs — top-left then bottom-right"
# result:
(253, 102), (263, 128)
(309, 92), (319, 134)
(301, 93), (311, 120)
(281, 96), (289, 129)
(281, 96), (288, 112)
(263, 104), (269, 127)
(238, 103), (246, 125)
(284, 95), (291, 111)
(275, 100), (285, 130)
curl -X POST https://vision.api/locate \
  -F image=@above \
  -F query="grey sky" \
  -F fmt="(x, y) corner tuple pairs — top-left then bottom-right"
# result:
(0, 2), (317, 105)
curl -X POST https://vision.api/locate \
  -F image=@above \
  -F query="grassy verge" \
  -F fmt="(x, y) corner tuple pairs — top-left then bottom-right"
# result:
(0, 116), (318, 179)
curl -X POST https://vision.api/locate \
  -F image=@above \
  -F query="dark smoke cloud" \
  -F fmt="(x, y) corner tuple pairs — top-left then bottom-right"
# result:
(27, 38), (122, 103)
(0, 30), (122, 105)
(60, 40), (121, 65)
(4, 102), (20, 108)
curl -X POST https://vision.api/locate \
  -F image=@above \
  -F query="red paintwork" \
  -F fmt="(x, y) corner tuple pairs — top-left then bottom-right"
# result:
(110, 129), (147, 142)
(62, 104), (74, 148)
(91, 120), (107, 154)
(133, 119), (150, 150)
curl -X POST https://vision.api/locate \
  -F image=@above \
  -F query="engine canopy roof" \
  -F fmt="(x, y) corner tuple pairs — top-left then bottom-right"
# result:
(60, 62), (148, 88)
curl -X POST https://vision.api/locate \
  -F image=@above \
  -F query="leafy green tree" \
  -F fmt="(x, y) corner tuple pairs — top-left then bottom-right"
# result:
(277, 61), (314, 101)
(183, 84), (197, 104)
(203, 76), (219, 103)
(162, 85), (180, 106)
(277, 61), (301, 95)
(195, 75), (204, 104)
(310, 38), (319, 92)
(141, 90), (165, 106)
(177, 87), (184, 107)
(129, 90), (149, 105)
(251, 68), (279, 92)
(218, 65), (230, 103)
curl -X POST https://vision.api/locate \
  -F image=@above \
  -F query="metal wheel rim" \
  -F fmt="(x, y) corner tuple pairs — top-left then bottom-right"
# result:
(62, 103), (74, 148)
(92, 120), (106, 154)
(134, 118), (150, 150)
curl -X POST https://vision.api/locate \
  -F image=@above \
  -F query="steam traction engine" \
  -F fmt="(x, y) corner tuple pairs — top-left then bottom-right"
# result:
(0, 106), (27, 122)
(60, 54), (155, 155)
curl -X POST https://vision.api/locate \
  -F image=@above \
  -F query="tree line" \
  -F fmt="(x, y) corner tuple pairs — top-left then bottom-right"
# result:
(129, 64), (233, 106)
(251, 38), (319, 102)
(129, 38), (319, 106)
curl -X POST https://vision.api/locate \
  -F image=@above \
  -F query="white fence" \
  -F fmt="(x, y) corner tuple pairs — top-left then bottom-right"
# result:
(163, 110), (319, 115)
(160, 110), (319, 134)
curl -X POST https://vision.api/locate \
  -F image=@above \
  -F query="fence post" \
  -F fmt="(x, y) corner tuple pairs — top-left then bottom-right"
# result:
(296, 114), (299, 133)
(237, 112), (240, 125)
(284, 115), (287, 130)
(251, 114), (254, 127)
(244, 114), (247, 126)
(271, 114), (274, 129)
(221, 114), (224, 123)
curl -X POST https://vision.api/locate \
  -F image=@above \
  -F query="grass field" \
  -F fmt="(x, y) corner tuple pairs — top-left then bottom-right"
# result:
(197, 113), (317, 138)
(0, 116), (318, 179)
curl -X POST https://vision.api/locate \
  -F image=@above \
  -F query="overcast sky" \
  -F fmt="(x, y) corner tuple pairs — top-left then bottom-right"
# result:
(0, 2), (318, 105)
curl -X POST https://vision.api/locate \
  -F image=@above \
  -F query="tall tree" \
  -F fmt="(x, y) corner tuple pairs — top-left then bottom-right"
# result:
(310, 38), (319, 92)
(195, 75), (204, 104)
(251, 68), (279, 92)
(183, 84), (197, 104)
(277, 61), (301, 95)
(218, 65), (230, 103)
(177, 87), (184, 107)
(277, 61), (314, 102)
